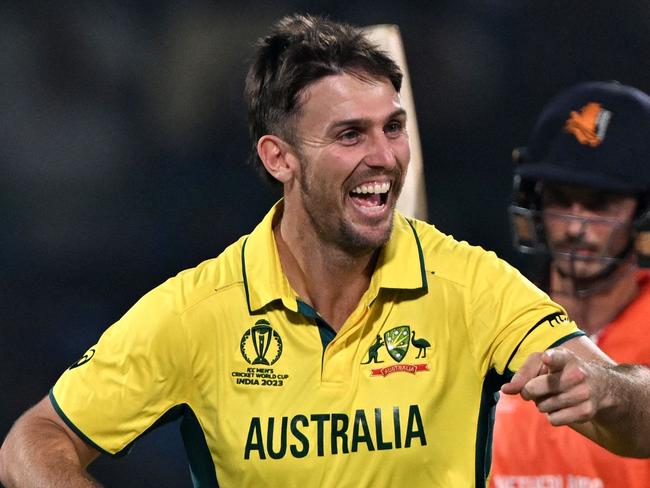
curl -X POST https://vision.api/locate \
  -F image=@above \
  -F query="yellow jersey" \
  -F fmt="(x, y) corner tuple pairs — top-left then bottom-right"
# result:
(51, 202), (582, 487)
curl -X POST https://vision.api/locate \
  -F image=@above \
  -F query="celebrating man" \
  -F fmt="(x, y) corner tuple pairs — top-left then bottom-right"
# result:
(2, 17), (650, 488)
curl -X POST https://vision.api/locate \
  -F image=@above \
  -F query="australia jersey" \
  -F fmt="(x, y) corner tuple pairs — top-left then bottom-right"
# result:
(51, 202), (582, 487)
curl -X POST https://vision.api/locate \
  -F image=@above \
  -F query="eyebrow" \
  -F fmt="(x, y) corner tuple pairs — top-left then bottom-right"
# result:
(326, 108), (407, 133)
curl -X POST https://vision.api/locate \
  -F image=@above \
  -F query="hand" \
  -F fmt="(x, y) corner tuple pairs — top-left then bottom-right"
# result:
(501, 347), (608, 426)
(500, 337), (650, 457)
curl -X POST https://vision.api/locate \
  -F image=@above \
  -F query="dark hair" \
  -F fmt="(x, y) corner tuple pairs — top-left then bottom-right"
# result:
(244, 13), (403, 183)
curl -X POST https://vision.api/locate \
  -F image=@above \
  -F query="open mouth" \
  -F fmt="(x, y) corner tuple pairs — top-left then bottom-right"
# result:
(349, 181), (391, 209)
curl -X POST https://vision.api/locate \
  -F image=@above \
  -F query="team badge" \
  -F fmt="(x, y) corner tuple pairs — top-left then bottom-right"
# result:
(383, 326), (410, 362)
(564, 102), (612, 147)
(240, 319), (283, 365)
(362, 326), (431, 377)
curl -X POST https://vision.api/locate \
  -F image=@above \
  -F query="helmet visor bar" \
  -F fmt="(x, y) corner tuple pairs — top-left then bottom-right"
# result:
(542, 210), (633, 264)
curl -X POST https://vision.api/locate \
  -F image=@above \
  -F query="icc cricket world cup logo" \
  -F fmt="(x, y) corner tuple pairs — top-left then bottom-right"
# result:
(240, 319), (283, 365)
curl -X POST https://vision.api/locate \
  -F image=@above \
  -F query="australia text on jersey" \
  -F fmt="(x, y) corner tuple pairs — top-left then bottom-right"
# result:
(244, 404), (426, 460)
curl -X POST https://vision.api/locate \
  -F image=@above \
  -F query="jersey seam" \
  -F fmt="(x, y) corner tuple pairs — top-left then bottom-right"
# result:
(424, 268), (469, 289)
(175, 281), (244, 316)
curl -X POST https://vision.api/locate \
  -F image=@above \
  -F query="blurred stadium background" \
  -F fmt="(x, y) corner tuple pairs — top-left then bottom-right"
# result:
(2, 1), (650, 485)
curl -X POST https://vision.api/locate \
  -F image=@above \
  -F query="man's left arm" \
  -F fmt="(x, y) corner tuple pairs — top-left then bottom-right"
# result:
(502, 335), (650, 458)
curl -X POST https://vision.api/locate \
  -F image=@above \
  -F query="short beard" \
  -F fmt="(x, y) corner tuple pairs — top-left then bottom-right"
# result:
(551, 256), (634, 298)
(554, 260), (607, 289)
(297, 153), (396, 256)
(551, 237), (635, 286)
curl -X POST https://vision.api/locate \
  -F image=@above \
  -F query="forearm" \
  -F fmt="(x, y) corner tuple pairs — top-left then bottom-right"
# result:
(575, 363), (650, 458)
(509, 340), (650, 457)
(0, 415), (102, 488)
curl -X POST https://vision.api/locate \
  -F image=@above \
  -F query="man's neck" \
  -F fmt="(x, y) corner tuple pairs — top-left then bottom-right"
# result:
(273, 217), (378, 333)
(549, 261), (639, 338)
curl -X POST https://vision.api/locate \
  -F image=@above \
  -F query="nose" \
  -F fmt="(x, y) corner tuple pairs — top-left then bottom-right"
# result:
(364, 131), (399, 169)
(565, 217), (586, 239)
(565, 203), (588, 238)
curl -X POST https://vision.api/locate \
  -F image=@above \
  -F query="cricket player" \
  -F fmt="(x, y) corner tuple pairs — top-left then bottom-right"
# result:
(491, 81), (650, 487)
(2, 15), (650, 488)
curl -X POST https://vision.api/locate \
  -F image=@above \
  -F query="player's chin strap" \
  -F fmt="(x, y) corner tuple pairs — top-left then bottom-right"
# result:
(547, 209), (641, 298)
(550, 241), (636, 298)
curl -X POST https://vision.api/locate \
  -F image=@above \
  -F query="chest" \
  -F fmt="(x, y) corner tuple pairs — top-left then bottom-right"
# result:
(184, 290), (486, 486)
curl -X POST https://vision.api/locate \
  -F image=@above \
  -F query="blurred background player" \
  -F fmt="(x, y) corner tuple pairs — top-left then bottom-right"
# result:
(491, 81), (650, 487)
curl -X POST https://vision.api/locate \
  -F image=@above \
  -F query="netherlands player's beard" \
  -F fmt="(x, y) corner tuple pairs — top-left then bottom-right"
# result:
(298, 164), (403, 257)
(550, 240), (635, 297)
(553, 255), (614, 293)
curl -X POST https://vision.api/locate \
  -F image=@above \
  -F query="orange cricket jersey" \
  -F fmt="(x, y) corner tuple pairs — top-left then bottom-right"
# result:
(490, 271), (650, 488)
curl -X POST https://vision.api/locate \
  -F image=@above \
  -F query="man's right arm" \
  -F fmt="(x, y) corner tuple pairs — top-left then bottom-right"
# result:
(0, 395), (102, 488)
(502, 337), (650, 458)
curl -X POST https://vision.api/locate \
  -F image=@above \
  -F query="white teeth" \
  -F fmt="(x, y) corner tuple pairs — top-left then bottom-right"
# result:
(351, 182), (391, 195)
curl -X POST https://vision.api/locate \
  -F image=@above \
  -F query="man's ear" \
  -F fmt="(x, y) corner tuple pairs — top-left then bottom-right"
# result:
(257, 135), (299, 184)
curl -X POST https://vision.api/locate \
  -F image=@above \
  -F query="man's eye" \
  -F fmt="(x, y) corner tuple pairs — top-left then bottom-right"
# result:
(385, 121), (404, 137)
(338, 130), (361, 145)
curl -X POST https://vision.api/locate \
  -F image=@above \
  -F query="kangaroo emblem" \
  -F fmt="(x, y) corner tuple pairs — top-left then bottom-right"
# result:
(361, 335), (385, 364)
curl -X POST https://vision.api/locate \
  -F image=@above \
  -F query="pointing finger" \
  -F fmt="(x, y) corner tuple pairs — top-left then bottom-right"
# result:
(541, 348), (573, 373)
(501, 352), (545, 395)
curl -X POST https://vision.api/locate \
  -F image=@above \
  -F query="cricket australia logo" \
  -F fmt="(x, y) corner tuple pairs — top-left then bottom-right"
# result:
(384, 325), (411, 362)
(362, 325), (431, 377)
(240, 319), (283, 365)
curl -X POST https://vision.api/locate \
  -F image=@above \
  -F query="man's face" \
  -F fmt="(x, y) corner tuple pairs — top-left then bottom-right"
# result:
(288, 73), (410, 254)
(542, 183), (637, 280)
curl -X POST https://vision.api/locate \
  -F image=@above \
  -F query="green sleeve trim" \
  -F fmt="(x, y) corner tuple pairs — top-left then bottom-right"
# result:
(548, 330), (586, 349)
(48, 389), (115, 457)
(50, 391), (218, 486)
(118, 404), (185, 455)
(503, 311), (568, 373)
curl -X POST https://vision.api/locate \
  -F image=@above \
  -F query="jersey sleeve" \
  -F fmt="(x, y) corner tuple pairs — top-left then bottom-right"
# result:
(51, 277), (191, 455)
(467, 249), (584, 375)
